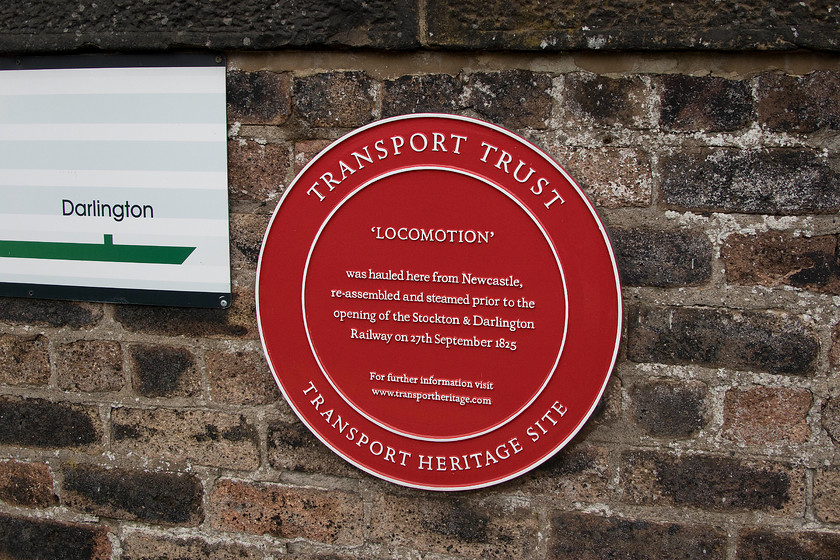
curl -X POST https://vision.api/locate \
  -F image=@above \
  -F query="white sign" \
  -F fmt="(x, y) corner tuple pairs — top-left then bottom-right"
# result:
(0, 55), (230, 308)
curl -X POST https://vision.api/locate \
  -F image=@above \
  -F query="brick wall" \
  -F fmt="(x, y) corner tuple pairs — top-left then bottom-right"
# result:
(1, 4), (840, 560)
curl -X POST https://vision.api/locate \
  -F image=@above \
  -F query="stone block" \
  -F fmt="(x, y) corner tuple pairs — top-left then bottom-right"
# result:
(565, 74), (653, 129)
(612, 228), (712, 287)
(62, 464), (203, 525)
(0, 334), (50, 386)
(111, 407), (259, 470)
(660, 74), (752, 132)
(227, 70), (292, 125)
(294, 72), (377, 128)
(722, 232), (840, 294)
(210, 479), (364, 545)
(549, 511), (727, 560)
(294, 139), (333, 174)
(466, 70), (553, 129)
(757, 71), (840, 133)
(0, 514), (110, 560)
(129, 344), (199, 398)
(206, 349), (280, 405)
(0, 397), (101, 449)
(722, 386), (812, 445)
(621, 450), (804, 515)
(55, 340), (124, 393)
(520, 444), (610, 502)
(369, 493), (538, 557)
(738, 528), (840, 560)
(627, 305), (819, 375)
(229, 213), (271, 269)
(227, 139), (291, 205)
(660, 148), (840, 215)
(629, 379), (708, 438)
(0, 460), (57, 508)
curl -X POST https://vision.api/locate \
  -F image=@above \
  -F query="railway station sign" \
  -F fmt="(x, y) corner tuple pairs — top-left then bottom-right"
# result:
(0, 54), (230, 308)
(257, 114), (622, 490)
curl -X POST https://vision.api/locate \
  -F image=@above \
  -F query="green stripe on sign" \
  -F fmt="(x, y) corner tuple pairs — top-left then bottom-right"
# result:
(0, 234), (195, 264)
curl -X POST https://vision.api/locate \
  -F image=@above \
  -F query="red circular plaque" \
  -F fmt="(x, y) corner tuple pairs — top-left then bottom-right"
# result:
(257, 114), (621, 490)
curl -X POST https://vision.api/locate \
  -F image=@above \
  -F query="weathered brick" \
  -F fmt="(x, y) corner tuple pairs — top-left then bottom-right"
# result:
(565, 74), (653, 129)
(266, 419), (361, 478)
(549, 511), (727, 560)
(294, 139), (333, 174)
(0, 460), (57, 508)
(111, 407), (259, 470)
(520, 444), (610, 502)
(612, 228), (712, 287)
(621, 450), (804, 515)
(121, 531), (266, 560)
(229, 213), (271, 269)
(757, 71), (840, 133)
(547, 146), (652, 208)
(114, 290), (255, 338)
(832, 324), (840, 369)
(466, 70), (553, 129)
(660, 148), (840, 214)
(55, 340), (123, 393)
(294, 72), (377, 128)
(722, 232), (840, 294)
(629, 379), (708, 438)
(382, 73), (466, 117)
(210, 479), (363, 545)
(823, 396), (840, 444)
(62, 464), (203, 525)
(814, 467), (840, 523)
(738, 528), (840, 560)
(660, 74), (753, 131)
(227, 139), (291, 205)
(206, 349), (279, 405)
(369, 494), (538, 557)
(0, 298), (102, 328)
(723, 386), (812, 445)
(627, 305), (819, 375)
(0, 334), (50, 386)
(0, 397), (101, 449)
(129, 344), (199, 398)
(227, 70), (292, 125)
(0, 514), (110, 560)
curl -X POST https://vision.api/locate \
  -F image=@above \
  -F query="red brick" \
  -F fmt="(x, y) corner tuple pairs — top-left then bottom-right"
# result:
(229, 213), (271, 270)
(823, 396), (840, 444)
(266, 419), (363, 478)
(227, 139), (291, 205)
(723, 386), (812, 445)
(738, 528), (840, 560)
(210, 479), (363, 545)
(722, 232), (840, 294)
(227, 70), (292, 125)
(55, 340), (124, 392)
(294, 139), (333, 173)
(0, 514), (110, 560)
(814, 467), (840, 524)
(520, 444), (610, 502)
(757, 71), (840, 133)
(0, 397), (101, 449)
(545, 145), (652, 208)
(660, 74), (752, 132)
(0, 460), (56, 508)
(294, 72), (377, 128)
(0, 334), (50, 386)
(621, 450), (805, 516)
(550, 511), (727, 560)
(111, 407), (259, 470)
(206, 349), (280, 405)
(121, 531), (267, 560)
(565, 74), (654, 129)
(466, 70), (553, 129)
(369, 493), (538, 557)
(129, 344), (199, 398)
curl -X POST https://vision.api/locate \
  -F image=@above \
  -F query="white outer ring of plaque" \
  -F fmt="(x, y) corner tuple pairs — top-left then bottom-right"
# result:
(300, 165), (569, 443)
